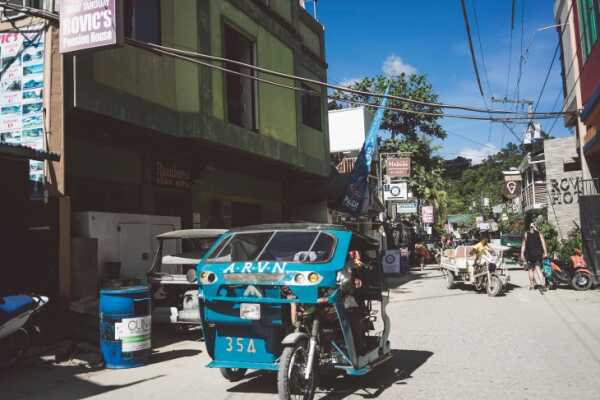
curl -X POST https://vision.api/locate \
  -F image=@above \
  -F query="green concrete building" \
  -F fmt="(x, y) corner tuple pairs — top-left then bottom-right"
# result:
(65, 0), (331, 228)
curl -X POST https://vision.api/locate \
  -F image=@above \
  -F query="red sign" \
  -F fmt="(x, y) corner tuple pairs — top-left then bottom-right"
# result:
(155, 161), (192, 189)
(60, 0), (123, 54)
(386, 157), (411, 177)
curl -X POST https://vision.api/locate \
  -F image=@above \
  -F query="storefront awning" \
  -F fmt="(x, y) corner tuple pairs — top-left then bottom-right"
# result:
(0, 143), (60, 162)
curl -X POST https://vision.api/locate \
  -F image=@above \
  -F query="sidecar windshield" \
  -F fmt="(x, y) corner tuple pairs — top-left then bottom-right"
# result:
(206, 231), (335, 263)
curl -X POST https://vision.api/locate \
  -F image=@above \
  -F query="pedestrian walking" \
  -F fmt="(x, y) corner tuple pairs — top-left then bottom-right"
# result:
(521, 223), (548, 290)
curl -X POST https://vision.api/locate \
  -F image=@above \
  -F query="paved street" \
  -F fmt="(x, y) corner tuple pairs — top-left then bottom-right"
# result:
(2, 268), (600, 400)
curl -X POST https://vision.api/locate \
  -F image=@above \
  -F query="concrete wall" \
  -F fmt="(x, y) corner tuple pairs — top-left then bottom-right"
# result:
(544, 136), (582, 239)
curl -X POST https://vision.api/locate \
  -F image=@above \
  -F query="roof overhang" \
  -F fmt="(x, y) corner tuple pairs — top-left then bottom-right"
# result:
(0, 143), (60, 162)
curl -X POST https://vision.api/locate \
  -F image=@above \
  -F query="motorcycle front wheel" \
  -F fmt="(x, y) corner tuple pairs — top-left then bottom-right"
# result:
(278, 340), (316, 400)
(487, 275), (503, 297)
(572, 272), (593, 291)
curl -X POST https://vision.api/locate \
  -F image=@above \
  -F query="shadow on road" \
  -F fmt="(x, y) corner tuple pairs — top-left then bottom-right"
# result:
(226, 349), (433, 399)
(0, 361), (165, 400)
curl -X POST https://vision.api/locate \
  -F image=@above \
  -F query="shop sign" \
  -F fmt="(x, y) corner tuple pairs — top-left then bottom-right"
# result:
(383, 182), (408, 201)
(60, 0), (124, 54)
(386, 157), (411, 177)
(395, 201), (417, 214)
(155, 161), (191, 189)
(421, 205), (434, 224)
(0, 26), (45, 183)
(502, 180), (521, 200)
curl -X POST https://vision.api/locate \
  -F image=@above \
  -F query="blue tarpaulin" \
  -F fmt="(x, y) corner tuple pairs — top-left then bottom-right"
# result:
(339, 84), (391, 216)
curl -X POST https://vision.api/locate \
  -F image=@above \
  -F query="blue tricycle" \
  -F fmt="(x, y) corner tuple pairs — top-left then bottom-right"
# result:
(193, 223), (392, 400)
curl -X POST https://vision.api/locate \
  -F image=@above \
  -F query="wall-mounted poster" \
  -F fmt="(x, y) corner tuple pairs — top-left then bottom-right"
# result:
(0, 26), (45, 183)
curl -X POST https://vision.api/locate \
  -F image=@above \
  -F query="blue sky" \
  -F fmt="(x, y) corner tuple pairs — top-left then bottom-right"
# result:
(314, 0), (569, 163)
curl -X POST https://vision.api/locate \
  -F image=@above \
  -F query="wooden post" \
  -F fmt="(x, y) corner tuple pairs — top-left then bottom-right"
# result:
(58, 196), (71, 303)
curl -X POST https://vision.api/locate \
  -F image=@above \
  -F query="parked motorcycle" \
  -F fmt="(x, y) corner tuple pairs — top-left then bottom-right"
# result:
(545, 252), (593, 291)
(0, 294), (49, 368)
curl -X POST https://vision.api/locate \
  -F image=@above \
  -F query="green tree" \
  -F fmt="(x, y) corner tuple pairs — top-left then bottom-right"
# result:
(445, 142), (523, 214)
(332, 73), (449, 232)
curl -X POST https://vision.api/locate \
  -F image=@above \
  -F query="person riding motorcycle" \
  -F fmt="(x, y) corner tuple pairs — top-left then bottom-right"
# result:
(468, 235), (495, 283)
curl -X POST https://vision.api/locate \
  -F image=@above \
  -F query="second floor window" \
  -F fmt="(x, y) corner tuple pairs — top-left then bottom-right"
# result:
(577, 0), (600, 60)
(224, 24), (257, 131)
(124, 0), (161, 44)
(301, 83), (322, 131)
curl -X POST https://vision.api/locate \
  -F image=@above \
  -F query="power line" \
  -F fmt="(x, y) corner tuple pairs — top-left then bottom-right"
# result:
(130, 38), (569, 117)
(533, 42), (560, 114)
(470, 0), (495, 141)
(330, 95), (564, 122)
(459, 0), (485, 97)
(1, 1), (574, 121)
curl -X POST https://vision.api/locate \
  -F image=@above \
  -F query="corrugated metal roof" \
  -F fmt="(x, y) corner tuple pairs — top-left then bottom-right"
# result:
(0, 142), (60, 162)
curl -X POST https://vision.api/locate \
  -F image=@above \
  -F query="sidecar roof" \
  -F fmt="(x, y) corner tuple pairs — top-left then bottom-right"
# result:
(227, 223), (379, 248)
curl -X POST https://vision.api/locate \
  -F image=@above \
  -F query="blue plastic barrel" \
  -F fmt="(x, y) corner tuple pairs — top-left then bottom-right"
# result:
(99, 286), (152, 368)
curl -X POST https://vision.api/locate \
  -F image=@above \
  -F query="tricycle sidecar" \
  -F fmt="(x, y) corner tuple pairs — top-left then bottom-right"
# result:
(196, 224), (392, 400)
(440, 245), (510, 296)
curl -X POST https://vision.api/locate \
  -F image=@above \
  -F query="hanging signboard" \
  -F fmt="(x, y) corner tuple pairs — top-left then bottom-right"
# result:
(0, 26), (45, 183)
(60, 0), (124, 54)
(395, 201), (418, 214)
(383, 182), (408, 201)
(502, 180), (522, 200)
(386, 157), (411, 177)
(422, 205), (434, 224)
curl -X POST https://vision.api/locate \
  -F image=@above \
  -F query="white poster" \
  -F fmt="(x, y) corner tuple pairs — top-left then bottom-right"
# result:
(0, 26), (45, 182)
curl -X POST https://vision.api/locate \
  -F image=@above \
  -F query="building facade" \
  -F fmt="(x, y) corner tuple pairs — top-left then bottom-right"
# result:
(0, 1), (331, 300)
(554, 0), (600, 178)
(519, 136), (582, 239)
(68, 0), (331, 228)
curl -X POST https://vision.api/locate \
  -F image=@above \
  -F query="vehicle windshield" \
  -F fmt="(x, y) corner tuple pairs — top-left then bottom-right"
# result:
(206, 231), (335, 263)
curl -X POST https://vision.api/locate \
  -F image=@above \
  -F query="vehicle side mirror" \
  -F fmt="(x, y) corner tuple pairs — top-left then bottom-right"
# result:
(186, 269), (197, 283)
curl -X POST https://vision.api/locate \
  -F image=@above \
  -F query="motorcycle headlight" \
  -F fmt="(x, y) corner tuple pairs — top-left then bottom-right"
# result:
(200, 271), (216, 284)
(308, 272), (320, 284)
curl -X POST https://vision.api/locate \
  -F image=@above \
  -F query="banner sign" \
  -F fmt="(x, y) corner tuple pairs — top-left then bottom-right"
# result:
(0, 27), (45, 182)
(60, 0), (123, 54)
(422, 205), (434, 224)
(340, 84), (391, 215)
(395, 201), (418, 214)
(386, 157), (411, 177)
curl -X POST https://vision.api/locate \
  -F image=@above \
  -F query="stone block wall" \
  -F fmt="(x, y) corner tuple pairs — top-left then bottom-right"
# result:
(544, 136), (582, 239)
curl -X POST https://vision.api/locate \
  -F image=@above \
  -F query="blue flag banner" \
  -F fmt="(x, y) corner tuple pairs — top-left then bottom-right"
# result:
(340, 84), (391, 215)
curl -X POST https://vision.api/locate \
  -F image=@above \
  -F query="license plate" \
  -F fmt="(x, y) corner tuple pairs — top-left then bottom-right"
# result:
(240, 303), (261, 320)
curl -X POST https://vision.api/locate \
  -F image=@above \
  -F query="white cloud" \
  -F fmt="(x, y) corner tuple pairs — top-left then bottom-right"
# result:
(382, 54), (417, 77)
(458, 144), (499, 165)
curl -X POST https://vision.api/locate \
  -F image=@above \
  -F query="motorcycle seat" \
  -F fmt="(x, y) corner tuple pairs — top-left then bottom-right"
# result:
(0, 295), (35, 325)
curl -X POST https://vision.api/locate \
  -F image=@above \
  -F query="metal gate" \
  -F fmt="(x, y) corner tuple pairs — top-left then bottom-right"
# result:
(579, 195), (600, 277)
